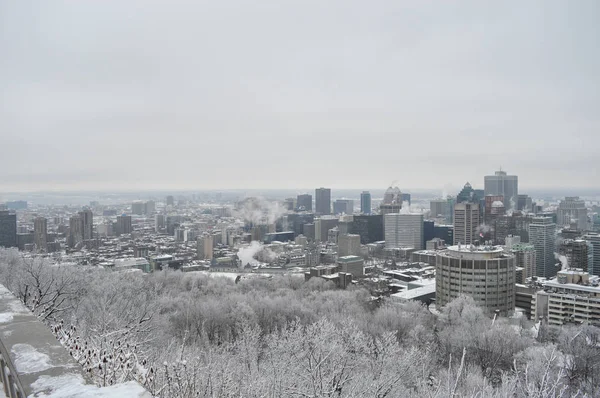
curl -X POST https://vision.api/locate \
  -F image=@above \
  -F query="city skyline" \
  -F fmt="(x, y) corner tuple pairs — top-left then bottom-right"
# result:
(1, 1), (599, 192)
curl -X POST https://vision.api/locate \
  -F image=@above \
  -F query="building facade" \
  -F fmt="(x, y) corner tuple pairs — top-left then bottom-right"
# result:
(296, 194), (312, 212)
(484, 170), (518, 210)
(583, 232), (600, 276)
(333, 199), (354, 215)
(79, 209), (93, 240)
(557, 197), (588, 231)
(338, 234), (361, 257)
(529, 216), (558, 278)
(33, 217), (47, 252)
(510, 243), (536, 284)
(360, 191), (371, 214)
(384, 213), (424, 250)
(453, 202), (480, 245)
(116, 215), (133, 236)
(436, 245), (516, 316)
(315, 188), (331, 215)
(0, 211), (17, 248)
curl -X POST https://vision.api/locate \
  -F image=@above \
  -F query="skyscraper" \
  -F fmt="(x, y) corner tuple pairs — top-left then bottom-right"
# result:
(517, 195), (533, 212)
(453, 202), (480, 245)
(484, 170), (518, 210)
(338, 234), (361, 257)
(380, 187), (402, 235)
(360, 191), (371, 214)
(511, 243), (536, 283)
(144, 200), (156, 215)
(0, 210), (17, 248)
(296, 194), (312, 212)
(583, 232), (600, 276)
(529, 217), (558, 278)
(116, 215), (132, 236)
(68, 215), (84, 248)
(557, 197), (588, 231)
(166, 195), (175, 206)
(131, 201), (145, 215)
(315, 188), (331, 215)
(456, 182), (480, 204)
(333, 199), (353, 215)
(384, 213), (424, 250)
(34, 217), (48, 252)
(436, 245), (516, 316)
(430, 199), (448, 219)
(79, 209), (93, 240)
(314, 216), (338, 242)
(197, 234), (214, 260)
(559, 239), (590, 271)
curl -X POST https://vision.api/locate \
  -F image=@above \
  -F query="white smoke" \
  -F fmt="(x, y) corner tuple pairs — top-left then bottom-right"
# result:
(400, 201), (426, 215)
(554, 252), (569, 270)
(237, 241), (263, 267)
(237, 241), (279, 266)
(234, 197), (288, 225)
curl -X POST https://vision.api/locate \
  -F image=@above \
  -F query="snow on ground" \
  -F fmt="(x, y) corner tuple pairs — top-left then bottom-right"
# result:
(29, 374), (151, 397)
(0, 313), (13, 323)
(11, 344), (53, 374)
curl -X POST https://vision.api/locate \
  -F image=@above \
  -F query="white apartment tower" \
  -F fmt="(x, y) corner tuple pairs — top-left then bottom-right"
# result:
(529, 216), (558, 278)
(453, 202), (480, 245)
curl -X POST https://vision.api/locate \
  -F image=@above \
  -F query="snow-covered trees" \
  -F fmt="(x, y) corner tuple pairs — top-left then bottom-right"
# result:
(0, 248), (599, 397)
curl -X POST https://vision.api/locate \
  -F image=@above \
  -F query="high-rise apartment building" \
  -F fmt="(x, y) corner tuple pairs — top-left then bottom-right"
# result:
(558, 239), (590, 271)
(360, 191), (371, 214)
(529, 217), (558, 278)
(314, 216), (338, 242)
(453, 202), (480, 245)
(484, 170), (518, 210)
(315, 188), (331, 215)
(430, 199), (448, 219)
(79, 209), (93, 240)
(197, 234), (214, 260)
(436, 245), (516, 316)
(166, 196), (175, 206)
(68, 215), (84, 248)
(116, 215), (132, 236)
(338, 234), (361, 257)
(517, 195), (533, 212)
(34, 217), (48, 252)
(0, 211), (17, 248)
(557, 197), (587, 231)
(296, 194), (312, 212)
(333, 199), (353, 215)
(583, 232), (600, 276)
(131, 201), (145, 215)
(348, 214), (383, 244)
(511, 243), (536, 283)
(144, 200), (156, 215)
(155, 214), (165, 233)
(384, 213), (424, 250)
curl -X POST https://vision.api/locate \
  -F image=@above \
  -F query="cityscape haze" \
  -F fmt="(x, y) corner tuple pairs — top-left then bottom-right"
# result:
(1, 1), (600, 397)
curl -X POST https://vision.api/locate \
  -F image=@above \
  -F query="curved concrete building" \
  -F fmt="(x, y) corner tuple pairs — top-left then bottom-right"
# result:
(436, 245), (516, 315)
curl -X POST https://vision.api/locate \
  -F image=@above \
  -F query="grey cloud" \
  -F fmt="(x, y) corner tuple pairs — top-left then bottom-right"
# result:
(0, 0), (598, 192)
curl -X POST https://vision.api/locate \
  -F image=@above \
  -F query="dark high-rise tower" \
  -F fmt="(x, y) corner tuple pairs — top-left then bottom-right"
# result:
(0, 211), (17, 248)
(296, 194), (312, 211)
(360, 191), (371, 214)
(79, 209), (94, 240)
(315, 188), (331, 215)
(34, 217), (48, 252)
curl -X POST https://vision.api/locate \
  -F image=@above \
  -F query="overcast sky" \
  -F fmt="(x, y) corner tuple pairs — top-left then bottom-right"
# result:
(1, 1), (598, 193)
